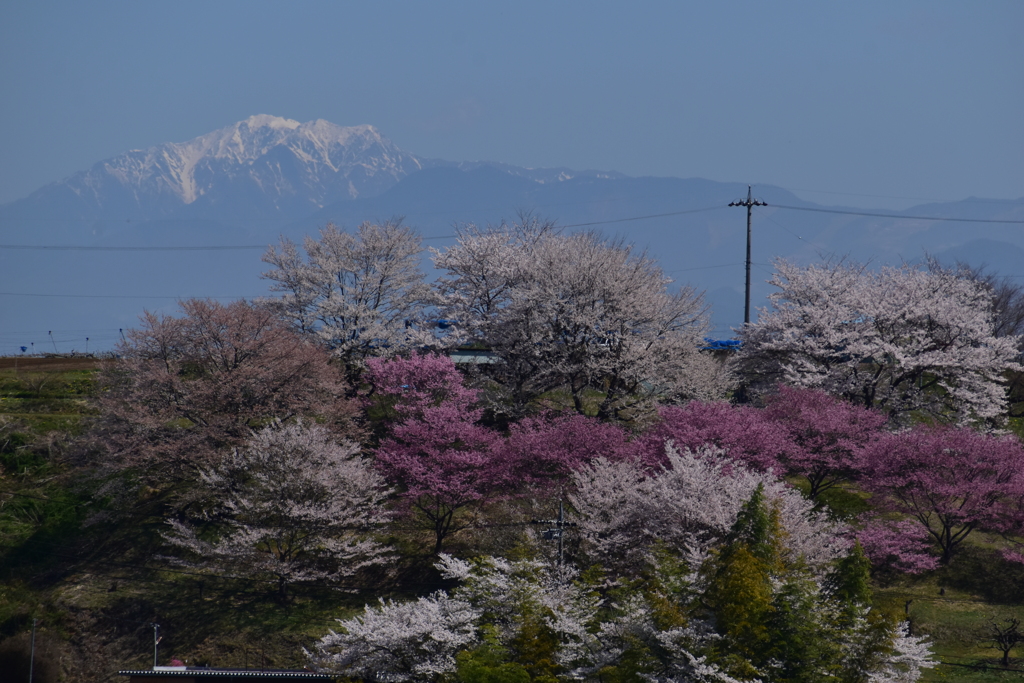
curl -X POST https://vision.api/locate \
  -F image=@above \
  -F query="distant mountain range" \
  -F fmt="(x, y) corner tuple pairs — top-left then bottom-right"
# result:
(2, 115), (1023, 353)
(2, 115), (425, 226)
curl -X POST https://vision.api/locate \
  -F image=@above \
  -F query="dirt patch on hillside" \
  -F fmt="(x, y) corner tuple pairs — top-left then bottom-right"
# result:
(0, 357), (104, 372)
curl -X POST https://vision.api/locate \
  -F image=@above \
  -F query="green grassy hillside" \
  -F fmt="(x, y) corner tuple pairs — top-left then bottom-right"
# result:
(1, 358), (1023, 681)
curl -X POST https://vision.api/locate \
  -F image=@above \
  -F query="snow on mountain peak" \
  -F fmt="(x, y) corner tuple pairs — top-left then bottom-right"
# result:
(52, 116), (423, 212)
(243, 114), (301, 130)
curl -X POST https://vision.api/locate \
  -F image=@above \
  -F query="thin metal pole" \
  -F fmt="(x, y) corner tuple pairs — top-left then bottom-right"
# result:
(745, 187), (753, 324)
(557, 500), (564, 566)
(152, 623), (161, 668)
(29, 618), (36, 683)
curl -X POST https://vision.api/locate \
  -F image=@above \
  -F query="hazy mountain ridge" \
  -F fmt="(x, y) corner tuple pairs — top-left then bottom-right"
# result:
(1, 115), (1023, 350)
(2, 116), (426, 224)
(0, 116), (638, 233)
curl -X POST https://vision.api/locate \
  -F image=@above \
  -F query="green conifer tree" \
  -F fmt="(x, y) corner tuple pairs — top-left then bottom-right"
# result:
(827, 540), (873, 616)
(456, 626), (531, 683)
(704, 485), (784, 677)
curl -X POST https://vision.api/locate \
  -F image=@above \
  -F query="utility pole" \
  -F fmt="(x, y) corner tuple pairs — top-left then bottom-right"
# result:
(531, 500), (577, 565)
(29, 618), (36, 683)
(151, 623), (161, 668)
(729, 186), (767, 325)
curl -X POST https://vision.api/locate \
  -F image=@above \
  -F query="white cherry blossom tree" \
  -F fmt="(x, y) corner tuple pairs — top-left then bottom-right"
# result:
(433, 219), (712, 419)
(164, 421), (392, 599)
(867, 622), (936, 683)
(569, 443), (846, 577)
(739, 258), (1022, 423)
(308, 592), (480, 682)
(262, 220), (431, 375)
(309, 545), (933, 682)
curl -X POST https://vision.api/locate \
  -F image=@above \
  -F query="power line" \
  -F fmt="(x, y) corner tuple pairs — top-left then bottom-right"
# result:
(780, 187), (947, 203)
(665, 262), (745, 274)
(0, 490), (93, 506)
(560, 205), (726, 228)
(2, 201), (1020, 254)
(780, 187), (1018, 206)
(755, 208), (829, 251)
(0, 540), (382, 592)
(0, 522), (530, 592)
(0, 205), (730, 252)
(0, 490), (536, 534)
(931, 658), (1024, 675)
(769, 204), (1024, 224)
(0, 292), (266, 300)
(0, 244), (270, 251)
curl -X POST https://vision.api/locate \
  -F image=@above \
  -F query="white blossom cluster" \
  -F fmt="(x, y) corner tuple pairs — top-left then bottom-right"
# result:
(308, 592), (480, 681)
(313, 553), (742, 682)
(262, 221), (433, 365)
(740, 259), (1022, 423)
(309, 446), (934, 681)
(432, 220), (720, 416)
(165, 421), (392, 593)
(569, 443), (846, 576)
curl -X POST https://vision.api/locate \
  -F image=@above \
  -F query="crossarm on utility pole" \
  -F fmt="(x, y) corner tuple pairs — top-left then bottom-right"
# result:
(530, 500), (578, 565)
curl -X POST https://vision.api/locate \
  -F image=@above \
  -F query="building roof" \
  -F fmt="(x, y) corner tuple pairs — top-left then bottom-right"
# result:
(448, 348), (499, 364)
(118, 668), (333, 681)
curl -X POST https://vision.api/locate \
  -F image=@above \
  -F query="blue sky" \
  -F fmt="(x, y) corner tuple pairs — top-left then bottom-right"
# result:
(1, 1), (1021, 209)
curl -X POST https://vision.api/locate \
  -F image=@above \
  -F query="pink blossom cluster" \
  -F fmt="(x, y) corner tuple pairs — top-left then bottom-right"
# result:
(854, 520), (939, 574)
(365, 353), (1024, 569)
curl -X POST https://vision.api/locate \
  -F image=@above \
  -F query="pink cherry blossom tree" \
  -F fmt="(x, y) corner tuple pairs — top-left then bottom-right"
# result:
(763, 385), (886, 499)
(862, 425), (1024, 564)
(364, 351), (479, 420)
(96, 298), (354, 479)
(639, 401), (789, 472)
(854, 520), (939, 575)
(370, 353), (504, 553)
(501, 413), (639, 493)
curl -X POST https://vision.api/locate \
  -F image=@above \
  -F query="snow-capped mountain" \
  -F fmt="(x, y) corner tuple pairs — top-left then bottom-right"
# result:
(9, 115), (425, 223)
(3, 114), (1022, 354)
